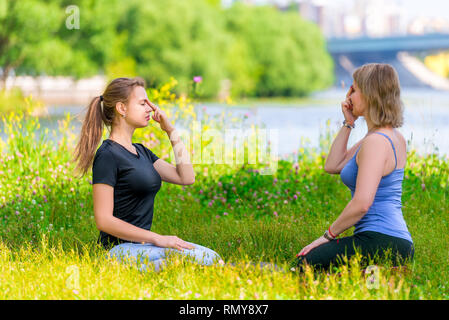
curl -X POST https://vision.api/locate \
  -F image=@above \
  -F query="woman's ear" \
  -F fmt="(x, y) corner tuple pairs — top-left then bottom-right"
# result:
(115, 101), (127, 117)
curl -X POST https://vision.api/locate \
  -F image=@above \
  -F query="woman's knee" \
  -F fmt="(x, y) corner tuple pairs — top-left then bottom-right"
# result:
(107, 243), (142, 267)
(108, 243), (163, 264)
(186, 243), (221, 265)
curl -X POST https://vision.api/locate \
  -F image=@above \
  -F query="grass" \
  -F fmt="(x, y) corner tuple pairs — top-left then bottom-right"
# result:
(0, 110), (448, 299)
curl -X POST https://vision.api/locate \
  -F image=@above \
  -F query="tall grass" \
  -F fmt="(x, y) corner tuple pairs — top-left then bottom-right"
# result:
(0, 101), (448, 299)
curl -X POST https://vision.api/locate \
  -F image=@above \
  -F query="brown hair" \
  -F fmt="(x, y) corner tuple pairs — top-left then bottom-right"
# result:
(353, 63), (403, 128)
(72, 77), (146, 178)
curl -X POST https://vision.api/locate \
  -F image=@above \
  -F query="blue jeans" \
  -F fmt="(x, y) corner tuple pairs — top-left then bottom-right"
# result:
(107, 241), (221, 272)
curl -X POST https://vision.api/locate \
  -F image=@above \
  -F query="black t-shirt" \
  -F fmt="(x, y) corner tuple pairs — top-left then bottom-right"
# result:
(92, 139), (161, 249)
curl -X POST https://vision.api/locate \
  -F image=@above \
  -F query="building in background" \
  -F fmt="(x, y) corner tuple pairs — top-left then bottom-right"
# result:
(222, 0), (449, 38)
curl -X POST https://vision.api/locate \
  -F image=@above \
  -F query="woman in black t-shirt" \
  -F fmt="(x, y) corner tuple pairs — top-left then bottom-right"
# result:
(72, 77), (221, 271)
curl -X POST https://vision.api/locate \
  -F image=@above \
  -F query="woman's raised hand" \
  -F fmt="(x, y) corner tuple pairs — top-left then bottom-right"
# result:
(341, 85), (358, 126)
(145, 98), (175, 133)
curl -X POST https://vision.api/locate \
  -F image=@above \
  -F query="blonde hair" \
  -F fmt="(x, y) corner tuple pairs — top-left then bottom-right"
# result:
(353, 63), (403, 128)
(72, 77), (146, 178)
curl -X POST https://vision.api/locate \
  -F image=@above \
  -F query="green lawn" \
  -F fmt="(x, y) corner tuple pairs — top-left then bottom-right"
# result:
(0, 111), (448, 299)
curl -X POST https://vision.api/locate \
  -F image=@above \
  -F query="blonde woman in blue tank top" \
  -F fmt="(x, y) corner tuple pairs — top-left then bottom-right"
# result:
(296, 63), (414, 271)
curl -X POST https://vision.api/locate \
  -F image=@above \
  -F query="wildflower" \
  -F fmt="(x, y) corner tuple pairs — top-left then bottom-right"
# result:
(293, 194), (298, 200)
(15, 211), (19, 215)
(273, 211), (278, 217)
(223, 212), (228, 216)
(193, 76), (203, 83)
(199, 189), (203, 194)
(421, 183), (426, 191)
(284, 200), (288, 204)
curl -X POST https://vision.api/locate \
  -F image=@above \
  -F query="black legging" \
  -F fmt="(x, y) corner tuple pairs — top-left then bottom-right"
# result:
(296, 231), (414, 272)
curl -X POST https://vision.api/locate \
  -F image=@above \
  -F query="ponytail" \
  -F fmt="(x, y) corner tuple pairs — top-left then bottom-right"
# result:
(71, 77), (146, 179)
(72, 96), (105, 179)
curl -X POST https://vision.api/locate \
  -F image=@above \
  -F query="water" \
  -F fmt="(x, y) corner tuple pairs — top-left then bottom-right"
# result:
(1, 88), (448, 157)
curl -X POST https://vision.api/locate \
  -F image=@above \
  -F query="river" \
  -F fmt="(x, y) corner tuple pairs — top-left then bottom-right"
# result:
(1, 88), (448, 158)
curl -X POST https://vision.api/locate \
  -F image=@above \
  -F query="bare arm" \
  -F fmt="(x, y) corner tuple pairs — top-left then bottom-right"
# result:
(146, 99), (195, 185)
(324, 126), (355, 174)
(329, 135), (387, 236)
(153, 128), (195, 185)
(324, 86), (360, 174)
(93, 183), (194, 250)
(298, 134), (391, 257)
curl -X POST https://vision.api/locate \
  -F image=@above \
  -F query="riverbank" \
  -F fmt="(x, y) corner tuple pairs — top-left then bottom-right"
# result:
(2, 75), (106, 107)
(2, 87), (449, 157)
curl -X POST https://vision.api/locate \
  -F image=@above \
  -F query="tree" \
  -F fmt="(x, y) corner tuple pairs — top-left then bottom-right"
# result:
(0, 0), (126, 89)
(119, 0), (229, 98)
(0, 0), (91, 88)
(224, 3), (334, 97)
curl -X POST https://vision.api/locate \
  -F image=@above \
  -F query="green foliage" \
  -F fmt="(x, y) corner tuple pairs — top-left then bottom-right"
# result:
(0, 89), (34, 114)
(224, 3), (334, 97)
(0, 0), (94, 81)
(0, 0), (334, 98)
(120, 0), (228, 98)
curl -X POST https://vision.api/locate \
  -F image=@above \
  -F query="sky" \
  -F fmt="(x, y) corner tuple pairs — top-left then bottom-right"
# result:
(222, 0), (449, 23)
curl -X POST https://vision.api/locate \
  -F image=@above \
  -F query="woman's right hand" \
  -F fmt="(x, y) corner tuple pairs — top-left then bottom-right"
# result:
(341, 85), (358, 126)
(154, 235), (195, 251)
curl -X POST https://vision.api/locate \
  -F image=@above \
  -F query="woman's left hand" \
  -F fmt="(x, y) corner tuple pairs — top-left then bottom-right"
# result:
(145, 99), (175, 133)
(297, 236), (330, 257)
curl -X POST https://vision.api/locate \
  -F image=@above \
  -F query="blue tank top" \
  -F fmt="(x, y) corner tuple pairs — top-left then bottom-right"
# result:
(340, 132), (413, 243)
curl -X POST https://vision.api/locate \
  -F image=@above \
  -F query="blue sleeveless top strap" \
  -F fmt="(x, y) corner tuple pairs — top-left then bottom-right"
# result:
(372, 132), (397, 170)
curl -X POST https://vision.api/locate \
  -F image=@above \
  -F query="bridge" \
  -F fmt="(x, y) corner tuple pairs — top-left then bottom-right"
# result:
(326, 33), (449, 89)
